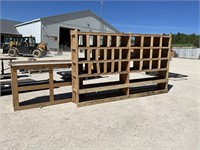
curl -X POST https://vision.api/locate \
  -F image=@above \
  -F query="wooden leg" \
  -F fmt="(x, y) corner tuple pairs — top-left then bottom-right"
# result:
(49, 67), (54, 102)
(11, 68), (19, 110)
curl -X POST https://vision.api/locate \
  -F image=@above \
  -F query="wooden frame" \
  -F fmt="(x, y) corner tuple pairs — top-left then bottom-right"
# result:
(10, 31), (171, 110)
(71, 30), (172, 107)
(10, 60), (72, 111)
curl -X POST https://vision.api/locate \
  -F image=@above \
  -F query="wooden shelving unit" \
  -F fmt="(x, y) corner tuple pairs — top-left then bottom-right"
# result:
(10, 60), (72, 111)
(71, 30), (171, 107)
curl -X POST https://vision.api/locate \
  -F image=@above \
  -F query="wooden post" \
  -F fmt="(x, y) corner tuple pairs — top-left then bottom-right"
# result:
(11, 67), (19, 110)
(49, 66), (54, 102)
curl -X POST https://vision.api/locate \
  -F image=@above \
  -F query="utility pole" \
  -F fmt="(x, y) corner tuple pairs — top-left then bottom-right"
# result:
(100, 0), (104, 18)
(100, 0), (104, 32)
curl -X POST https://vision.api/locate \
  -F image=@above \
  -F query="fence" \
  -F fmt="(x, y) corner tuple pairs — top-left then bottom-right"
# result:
(173, 48), (200, 59)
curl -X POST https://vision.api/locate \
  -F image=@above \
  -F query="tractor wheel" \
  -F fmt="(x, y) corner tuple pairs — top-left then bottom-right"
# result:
(32, 49), (42, 58)
(8, 48), (18, 57)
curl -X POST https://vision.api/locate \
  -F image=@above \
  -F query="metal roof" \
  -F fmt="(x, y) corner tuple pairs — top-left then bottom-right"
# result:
(0, 19), (22, 35)
(15, 10), (119, 32)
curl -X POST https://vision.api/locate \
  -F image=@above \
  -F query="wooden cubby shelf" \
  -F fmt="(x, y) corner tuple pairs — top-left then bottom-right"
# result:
(71, 30), (171, 106)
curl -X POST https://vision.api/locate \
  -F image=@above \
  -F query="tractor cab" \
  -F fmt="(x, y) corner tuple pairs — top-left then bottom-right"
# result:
(16, 37), (37, 54)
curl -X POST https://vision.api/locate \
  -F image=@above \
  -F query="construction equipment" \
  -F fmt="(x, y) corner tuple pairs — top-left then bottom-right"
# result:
(7, 36), (47, 58)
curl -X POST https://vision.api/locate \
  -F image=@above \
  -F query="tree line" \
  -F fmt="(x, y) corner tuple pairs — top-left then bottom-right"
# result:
(172, 33), (200, 48)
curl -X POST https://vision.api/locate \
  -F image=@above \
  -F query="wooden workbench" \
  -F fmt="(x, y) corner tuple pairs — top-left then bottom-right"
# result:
(10, 60), (72, 111)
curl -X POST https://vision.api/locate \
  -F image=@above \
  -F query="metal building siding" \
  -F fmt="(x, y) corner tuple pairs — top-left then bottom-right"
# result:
(41, 16), (117, 50)
(16, 21), (42, 43)
(173, 48), (200, 59)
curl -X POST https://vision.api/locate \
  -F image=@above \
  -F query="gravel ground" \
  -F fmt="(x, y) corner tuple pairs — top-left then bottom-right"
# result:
(0, 52), (199, 150)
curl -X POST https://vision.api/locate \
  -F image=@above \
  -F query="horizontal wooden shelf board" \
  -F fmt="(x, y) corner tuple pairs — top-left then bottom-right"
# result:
(79, 81), (128, 94)
(130, 68), (167, 73)
(131, 34), (170, 37)
(78, 59), (130, 63)
(75, 31), (170, 37)
(129, 84), (165, 94)
(15, 98), (72, 111)
(131, 47), (170, 49)
(11, 60), (71, 66)
(77, 32), (130, 36)
(130, 58), (169, 61)
(78, 47), (131, 49)
(129, 89), (168, 98)
(79, 89), (128, 103)
(77, 95), (128, 107)
(19, 93), (72, 106)
(129, 78), (167, 87)
(78, 71), (129, 78)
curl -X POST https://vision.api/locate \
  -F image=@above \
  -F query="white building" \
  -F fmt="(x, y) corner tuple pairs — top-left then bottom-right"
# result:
(15, 10), (119, 51)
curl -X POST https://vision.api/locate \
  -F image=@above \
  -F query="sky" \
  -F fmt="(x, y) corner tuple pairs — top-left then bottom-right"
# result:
(0, 1), (199, 34)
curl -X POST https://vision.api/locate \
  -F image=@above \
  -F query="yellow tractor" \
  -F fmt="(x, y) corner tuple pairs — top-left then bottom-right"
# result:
(8, 36), (47, 58)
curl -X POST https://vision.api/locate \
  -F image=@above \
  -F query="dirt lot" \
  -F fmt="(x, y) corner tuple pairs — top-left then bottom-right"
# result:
(0, 52), (199, 150)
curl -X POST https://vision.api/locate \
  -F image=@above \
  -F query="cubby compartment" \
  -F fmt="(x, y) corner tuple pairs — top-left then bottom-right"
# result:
(107, 62), (112, 72)
(122, 49), (129, 59)
(107, 49), (112, 60)
(143, 37), (151, 47)
(131, 61), (140, 70)
(79, 89), (127, 103)
(111, 36), (117, 47)
(114, 62), (119, 72)
(78, 63), (88, 75)
(153, 37), (160, 47)
(114, 49), (120, 59)
(78, 49), (87, 61)
(134, 36), (141, 47)
(100, 35), (108, 47)
(99, 63), (104, 73)
(99, 49), (104, 60)
(162, 37), (169, 47)
(143, 49), (150, 58)
(161, 60), (168, 69)
(158, 70), (167, 79)
(90, 49), (96, 60)
(91, 63), (98, 74)
(152, 60), (159, 69)
(121, 61), (129, 71)
(120, 36), (130, 47)
(89, 35), (97, 47)
(142, 61), (150, 70)
(131, 37), (135, 46)
(78, 35), (86, 47)
(161, 49), (169, 58)
(78, 64), (83, 74)
(152, 49), (159, 58)
(131, 49), (140, 59)
(129, 84), (161, 95)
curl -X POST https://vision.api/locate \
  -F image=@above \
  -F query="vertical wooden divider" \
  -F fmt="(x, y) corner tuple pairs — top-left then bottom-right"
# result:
(111, 49), (115, 72)
(140, 36), (144, 70)
(158, 37), (162, 69)
(49, 66), (54, 102)
(149, 36), (154, 70)
(71, 30), (79, 104)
